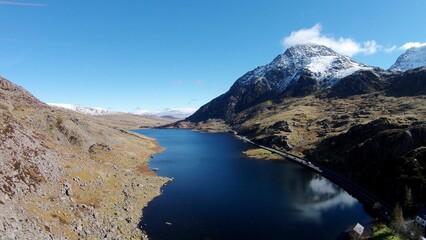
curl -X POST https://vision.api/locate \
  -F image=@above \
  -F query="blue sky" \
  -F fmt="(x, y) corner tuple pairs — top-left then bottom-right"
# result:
(1, 0), (425, 114)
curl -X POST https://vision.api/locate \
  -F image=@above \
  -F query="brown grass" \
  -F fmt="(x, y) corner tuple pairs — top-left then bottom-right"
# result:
(233, 94), (426, 156)
(135, 163), (156, 176)
(51, 214), (68, 225)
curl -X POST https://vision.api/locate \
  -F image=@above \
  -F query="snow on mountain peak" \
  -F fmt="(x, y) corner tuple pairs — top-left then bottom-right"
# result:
(48, 103), (115, 116)
(284, 44), (339, 59)
(389, 45), (426, 72)
(239, 44), (371, 91)
(48, 103), (195, 118)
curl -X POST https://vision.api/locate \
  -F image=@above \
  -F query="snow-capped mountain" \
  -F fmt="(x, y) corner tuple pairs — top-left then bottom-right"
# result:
(187, 44), (373, 122)
(238, 44), (372, 92)
(48, 103), (115, 115)
(49, 103), (195, 118)
(389, 45), (426, 72)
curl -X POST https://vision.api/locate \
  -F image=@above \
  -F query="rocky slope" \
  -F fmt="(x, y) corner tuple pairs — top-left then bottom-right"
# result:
(0, 76), (169, 239)
(173, 44), (426, 209)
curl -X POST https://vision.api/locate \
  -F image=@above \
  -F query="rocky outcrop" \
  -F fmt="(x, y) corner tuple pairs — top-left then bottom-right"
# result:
(260, 135), (293, 151)
(269, 121), (293, 133)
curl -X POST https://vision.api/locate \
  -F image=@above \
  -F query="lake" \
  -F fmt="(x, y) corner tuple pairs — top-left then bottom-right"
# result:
(135, 129), (372, 240)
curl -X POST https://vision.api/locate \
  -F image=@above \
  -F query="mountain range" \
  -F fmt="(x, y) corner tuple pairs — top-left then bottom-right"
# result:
(172, 44), (426, 210)
(48, 103), (116, 115)
(48, 103), (194, 119)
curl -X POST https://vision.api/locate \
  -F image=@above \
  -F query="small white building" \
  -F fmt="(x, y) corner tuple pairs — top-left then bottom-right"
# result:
(346, 223), (364, 240)
(415, 208), (426, 228)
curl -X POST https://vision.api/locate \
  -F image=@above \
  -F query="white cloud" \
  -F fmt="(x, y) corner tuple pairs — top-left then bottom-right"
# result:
(282, 24), (380, 57)
(399, 42), (426, 51)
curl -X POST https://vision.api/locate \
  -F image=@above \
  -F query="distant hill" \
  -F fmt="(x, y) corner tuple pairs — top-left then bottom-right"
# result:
(161, 115), (181, 120)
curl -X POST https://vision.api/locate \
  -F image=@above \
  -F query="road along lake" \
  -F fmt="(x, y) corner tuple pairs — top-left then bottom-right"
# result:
(135, 129), (373, 240)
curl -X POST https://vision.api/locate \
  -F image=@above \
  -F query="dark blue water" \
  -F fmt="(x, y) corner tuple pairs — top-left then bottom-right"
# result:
(136, 129), (372, 240)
